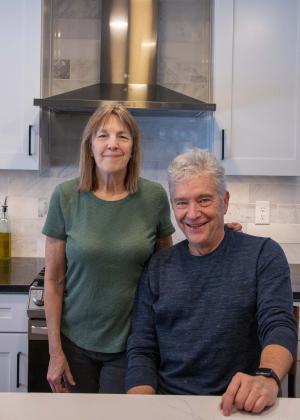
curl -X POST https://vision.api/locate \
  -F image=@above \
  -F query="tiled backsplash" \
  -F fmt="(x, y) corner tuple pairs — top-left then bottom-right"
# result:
(1, 165), (300, 262)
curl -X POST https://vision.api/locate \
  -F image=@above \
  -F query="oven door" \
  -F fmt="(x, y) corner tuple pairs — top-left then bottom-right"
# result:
(28, 319), (51, 392)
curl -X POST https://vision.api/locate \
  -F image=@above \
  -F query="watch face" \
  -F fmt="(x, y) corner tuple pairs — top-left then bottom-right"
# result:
(256, 368), (272, 376)
(254, 368), (281, 392)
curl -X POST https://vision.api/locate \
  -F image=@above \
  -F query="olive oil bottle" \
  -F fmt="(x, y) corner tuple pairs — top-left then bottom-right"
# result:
(0, 197), (11, 260)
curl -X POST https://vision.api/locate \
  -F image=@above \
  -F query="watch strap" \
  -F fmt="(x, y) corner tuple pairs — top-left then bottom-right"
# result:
(254, 368), (282, 396)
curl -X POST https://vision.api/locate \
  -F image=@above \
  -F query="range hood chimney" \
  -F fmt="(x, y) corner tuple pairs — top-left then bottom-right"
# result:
(101, 0), (158, 85)
(34, 0), (215, 115)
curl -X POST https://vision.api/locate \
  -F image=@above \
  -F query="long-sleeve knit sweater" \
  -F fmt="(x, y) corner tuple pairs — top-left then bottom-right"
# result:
(126, 228), (297, 395)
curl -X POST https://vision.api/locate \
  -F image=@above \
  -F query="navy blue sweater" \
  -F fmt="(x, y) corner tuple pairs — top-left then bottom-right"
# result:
(126, 229), (297, 395)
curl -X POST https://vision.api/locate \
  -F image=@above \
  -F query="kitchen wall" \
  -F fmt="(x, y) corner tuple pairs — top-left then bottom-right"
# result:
(1, 163), (300, 263)
(0, 0), (299, 263)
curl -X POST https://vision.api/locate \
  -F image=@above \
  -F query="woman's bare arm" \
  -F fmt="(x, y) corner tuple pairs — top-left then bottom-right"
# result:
(44, 236), (75, 392)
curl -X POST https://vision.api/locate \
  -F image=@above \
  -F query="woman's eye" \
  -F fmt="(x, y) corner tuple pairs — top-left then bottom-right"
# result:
(119, 135), (130, 141)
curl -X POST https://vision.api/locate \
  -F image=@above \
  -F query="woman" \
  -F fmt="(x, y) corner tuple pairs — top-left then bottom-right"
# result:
(43, 105), (175, 393)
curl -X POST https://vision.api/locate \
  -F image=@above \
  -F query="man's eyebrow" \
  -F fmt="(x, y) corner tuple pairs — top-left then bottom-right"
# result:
(174, 193), (213, 199)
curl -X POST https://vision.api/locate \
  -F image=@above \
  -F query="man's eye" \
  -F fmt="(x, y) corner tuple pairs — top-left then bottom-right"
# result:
(199, 198), (212, 207)
(175, 201), (187, 208)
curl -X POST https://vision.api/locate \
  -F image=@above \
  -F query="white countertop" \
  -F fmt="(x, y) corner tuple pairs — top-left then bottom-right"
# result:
(0, 394), (299, 420)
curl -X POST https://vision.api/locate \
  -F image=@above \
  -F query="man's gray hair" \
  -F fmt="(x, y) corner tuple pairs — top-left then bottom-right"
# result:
(168, 148), (227, 195)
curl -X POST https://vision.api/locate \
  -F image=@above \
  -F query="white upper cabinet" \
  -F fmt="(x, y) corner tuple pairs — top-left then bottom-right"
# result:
(213, 0), (300, 175)
(0, 0), (41, 170)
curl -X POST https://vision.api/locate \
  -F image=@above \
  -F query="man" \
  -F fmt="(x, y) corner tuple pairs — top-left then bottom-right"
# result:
(125, 149), (297, 416)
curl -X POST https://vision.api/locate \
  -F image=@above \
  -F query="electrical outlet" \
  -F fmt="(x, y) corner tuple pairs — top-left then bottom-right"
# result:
(255, 201), (270, 225)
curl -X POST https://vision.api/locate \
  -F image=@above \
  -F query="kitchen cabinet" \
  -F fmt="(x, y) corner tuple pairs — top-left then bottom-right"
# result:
(0, 1), (41, 170)
(213, 0), (300, 175)
(0, 294), (28, 392)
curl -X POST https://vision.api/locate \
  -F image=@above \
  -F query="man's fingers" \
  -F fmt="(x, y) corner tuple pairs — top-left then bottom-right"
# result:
(243, 387), (259, 412)
(221, 375), (242, 416)
(252, 396), (269, 414)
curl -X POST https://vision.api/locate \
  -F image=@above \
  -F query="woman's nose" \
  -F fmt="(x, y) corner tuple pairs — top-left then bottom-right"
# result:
(107, 135), (119, 148)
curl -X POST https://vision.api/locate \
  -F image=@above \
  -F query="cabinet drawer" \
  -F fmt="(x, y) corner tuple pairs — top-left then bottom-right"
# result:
(0, 294), (28, 332)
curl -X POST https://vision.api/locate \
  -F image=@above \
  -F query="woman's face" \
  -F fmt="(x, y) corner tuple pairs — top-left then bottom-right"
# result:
(91, 115), (133, 178)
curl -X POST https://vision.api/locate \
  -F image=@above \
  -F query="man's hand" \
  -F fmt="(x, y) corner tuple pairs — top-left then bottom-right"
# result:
(127, 385), (156, 394)
(47, 351), (75, 393)
(220, 372), (279, 416)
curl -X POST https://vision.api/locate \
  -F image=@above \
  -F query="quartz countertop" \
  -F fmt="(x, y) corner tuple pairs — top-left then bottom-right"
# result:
(0, 394), (299, 420)
(0, 257), (44, 293)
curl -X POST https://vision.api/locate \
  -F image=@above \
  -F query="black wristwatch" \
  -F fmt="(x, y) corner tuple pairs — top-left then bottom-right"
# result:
(254, 368), (282, 396)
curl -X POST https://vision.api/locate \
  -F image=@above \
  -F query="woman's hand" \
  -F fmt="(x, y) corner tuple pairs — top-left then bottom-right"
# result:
(47, 351), (75, 393)
(225, 222), (242, 232)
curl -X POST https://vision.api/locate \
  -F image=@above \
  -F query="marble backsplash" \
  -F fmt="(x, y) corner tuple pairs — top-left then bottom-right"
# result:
(0, 167), (300, 263)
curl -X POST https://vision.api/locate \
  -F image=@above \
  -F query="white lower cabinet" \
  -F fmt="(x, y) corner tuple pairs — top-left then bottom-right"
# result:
(0, 294), (28, 392)
(0, 333), (28, 392)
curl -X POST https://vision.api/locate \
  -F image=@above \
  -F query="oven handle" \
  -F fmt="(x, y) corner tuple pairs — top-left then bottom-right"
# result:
(31, 325), (48, 335)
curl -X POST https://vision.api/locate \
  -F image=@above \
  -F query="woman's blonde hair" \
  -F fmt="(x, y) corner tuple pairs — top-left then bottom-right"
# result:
(79, 105), (141, 193)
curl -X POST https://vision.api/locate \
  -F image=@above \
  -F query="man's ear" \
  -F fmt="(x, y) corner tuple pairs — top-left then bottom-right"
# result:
(223, 191), (230, 214)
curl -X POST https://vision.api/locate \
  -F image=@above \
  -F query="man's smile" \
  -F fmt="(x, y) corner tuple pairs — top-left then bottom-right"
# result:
(184, 221), (208, 228)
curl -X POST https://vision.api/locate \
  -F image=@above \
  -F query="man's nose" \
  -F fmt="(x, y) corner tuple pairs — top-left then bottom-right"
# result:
(186, 202), (201, 218)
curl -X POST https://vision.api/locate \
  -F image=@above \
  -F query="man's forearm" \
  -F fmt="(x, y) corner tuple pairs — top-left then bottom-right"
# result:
(127, 385), (156, 394)
(259, 343), (293, 380)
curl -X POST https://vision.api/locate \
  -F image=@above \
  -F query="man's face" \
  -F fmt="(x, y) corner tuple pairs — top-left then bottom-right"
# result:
(171, 174), (229, 256)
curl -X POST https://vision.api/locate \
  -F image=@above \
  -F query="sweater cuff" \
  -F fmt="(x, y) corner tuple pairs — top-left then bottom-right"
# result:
(262, 328), (298, 361)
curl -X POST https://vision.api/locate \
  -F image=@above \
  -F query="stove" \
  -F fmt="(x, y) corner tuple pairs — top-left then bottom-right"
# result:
(27, 267), (51, 392)
(27, 267), (45, 319)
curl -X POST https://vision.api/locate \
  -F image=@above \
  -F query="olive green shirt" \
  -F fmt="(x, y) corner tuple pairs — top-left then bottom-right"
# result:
(43, 177), (174, 352)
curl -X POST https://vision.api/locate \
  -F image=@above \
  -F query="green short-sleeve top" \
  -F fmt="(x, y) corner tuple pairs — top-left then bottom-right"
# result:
(42, 177), (175, 352)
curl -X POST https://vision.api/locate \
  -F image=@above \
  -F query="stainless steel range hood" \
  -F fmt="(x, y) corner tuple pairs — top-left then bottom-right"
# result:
(34, 0), (215, 115)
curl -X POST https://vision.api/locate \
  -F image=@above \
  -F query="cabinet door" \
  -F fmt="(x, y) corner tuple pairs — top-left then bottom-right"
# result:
(0, 294), (28, 332)
(0, 333), (28, 392)
(213, 0), (300, 175)
(0, 0), (41, 170)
